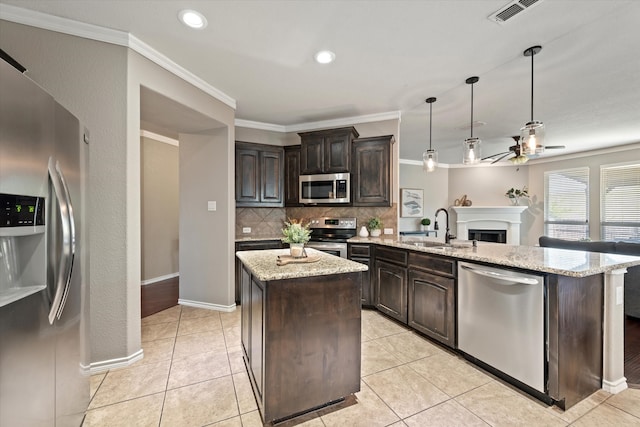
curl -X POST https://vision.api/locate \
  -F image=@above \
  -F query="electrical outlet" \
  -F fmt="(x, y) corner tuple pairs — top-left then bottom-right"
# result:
(383, 228), (393, 235)
(207, 201), (217, 211)
(242, 227), (251, 234)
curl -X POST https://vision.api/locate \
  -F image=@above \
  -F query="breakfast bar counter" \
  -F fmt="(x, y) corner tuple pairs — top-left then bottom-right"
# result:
(236, 248), (367, 424)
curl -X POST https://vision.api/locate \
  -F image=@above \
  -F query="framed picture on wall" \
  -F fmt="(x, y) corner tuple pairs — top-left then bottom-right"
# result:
(400, 188), (424, 217)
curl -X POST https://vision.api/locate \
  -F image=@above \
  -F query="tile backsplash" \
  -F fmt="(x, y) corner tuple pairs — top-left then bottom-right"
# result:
(236, 205), (398, 239)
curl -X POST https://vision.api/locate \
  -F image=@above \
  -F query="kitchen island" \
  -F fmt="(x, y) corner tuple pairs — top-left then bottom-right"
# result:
(349, 236), (640, 409)
(236, 248), (368, 424)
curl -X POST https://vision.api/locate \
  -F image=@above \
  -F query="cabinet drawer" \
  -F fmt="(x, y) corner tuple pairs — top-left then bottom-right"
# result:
(236, 240), (283, 251)
(408, 252), (456, 277)
(349, 244), (371, 257)
(376, 246), (408, 266)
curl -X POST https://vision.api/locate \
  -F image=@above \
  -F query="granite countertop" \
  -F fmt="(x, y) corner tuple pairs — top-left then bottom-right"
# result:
(236, 236), (282, 242)
(348, 236), (640, 278)
(236, 248), (368, 282)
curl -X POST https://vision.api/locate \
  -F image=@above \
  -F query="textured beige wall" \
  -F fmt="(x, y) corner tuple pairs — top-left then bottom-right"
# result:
(0, 20), (132, 362)
(141, 137), (179, 281)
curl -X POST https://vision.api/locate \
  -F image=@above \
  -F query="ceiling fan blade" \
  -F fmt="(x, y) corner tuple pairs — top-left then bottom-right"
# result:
(491, 152), (513, 164)
(543, 145), (566, 149)
(482, 151), (509, 161)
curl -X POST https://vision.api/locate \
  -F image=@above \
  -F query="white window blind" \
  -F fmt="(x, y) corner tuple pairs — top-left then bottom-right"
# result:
(544, 167), (589, 240)
(601, 163), (640, 242)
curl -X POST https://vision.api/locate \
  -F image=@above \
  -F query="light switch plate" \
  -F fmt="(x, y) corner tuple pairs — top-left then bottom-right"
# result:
(242, 227), (251, 234)
(207, 201), (216, 211)
(383, 228), (393, 235)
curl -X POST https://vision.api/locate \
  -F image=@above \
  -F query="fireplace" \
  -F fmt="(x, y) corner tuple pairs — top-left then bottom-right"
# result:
(453, 206), (527, 245)
(468, 229), (507, 243)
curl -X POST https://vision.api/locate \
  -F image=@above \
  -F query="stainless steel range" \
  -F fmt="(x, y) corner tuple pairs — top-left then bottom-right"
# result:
(306, 217), (357, 258)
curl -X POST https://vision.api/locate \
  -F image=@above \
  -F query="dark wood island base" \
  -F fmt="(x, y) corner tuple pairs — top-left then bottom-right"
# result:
(238, 250), (365, 424)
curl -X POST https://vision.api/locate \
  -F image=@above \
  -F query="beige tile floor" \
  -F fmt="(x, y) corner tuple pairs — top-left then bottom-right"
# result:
(84, 306), (640, 426)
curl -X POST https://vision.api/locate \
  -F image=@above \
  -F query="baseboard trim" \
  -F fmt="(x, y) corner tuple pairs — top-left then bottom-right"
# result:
(141, 272), (179, 286)
(90, 348), (144, 374)
(602, 377), (628, 394)
(179, 299), (236, 313)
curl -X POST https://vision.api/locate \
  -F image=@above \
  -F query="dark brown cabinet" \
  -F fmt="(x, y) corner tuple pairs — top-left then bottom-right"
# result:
(408, 252), (456, 347)
(348, 243), (374, 306)
(235, 142), (284, 207)
(298, 127), (359, 175)
(283, 145), (301, 206)
(375, 246), (408, 323)
(351, 135), (394, 207)
(235, 240), (283, 304)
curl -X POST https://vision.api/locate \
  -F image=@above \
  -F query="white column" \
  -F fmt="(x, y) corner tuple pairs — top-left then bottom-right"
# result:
(602, 268), (628, 393)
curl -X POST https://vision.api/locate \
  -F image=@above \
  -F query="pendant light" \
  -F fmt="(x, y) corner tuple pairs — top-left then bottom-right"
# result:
(422, 97), (438, 172)
(521, 45), (545, 155)
(463, 76), (481, 164)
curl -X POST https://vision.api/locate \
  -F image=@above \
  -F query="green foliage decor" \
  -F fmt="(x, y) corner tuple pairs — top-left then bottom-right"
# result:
(420, 218), (431, 226)
(367, 217), (383, 231)
(505, 186), (529, 199)
(281, 219), (312, 244)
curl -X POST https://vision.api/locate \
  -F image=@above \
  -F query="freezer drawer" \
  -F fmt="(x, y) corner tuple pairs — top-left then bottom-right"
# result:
(458, 262), (545, 393)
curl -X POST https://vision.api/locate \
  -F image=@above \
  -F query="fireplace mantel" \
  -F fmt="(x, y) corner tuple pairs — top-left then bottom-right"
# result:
(452, 206), (527, 245)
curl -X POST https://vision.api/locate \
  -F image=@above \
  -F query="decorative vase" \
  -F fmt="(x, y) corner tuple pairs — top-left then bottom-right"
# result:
(509, 196), (520, 206)
(370, 229), (382, 237)
(289, 243), (306, 258)
(359, 226), (369, 237)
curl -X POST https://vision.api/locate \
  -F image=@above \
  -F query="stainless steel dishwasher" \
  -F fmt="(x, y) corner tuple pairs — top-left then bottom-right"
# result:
(458, 261), (546, 393)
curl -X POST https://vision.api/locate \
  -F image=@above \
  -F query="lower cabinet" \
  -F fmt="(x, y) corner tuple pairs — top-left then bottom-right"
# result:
(408, 268), (455, 347)
(348, 243), (373, 306)
(375, 247), (408, 323)
(408, 251), (456, 347)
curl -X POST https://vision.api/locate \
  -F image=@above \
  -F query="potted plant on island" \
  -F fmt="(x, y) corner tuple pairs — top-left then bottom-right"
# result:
(281, 219), (312, 258)
(505, 186), (529, 205)
(420, 217), (431, 231)
(367, 217), (383, 237)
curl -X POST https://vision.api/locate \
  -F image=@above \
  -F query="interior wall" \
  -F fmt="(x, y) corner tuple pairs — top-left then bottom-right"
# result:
(399, 163), (449, 237)
(235, 127), (298, 146)
(0, 20), (131, 363)
(141, 136), (179, 281)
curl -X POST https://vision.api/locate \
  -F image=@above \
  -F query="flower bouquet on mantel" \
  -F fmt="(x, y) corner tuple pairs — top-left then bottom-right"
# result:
(505, 186), (529, 205)
(281, 219), (312, 258)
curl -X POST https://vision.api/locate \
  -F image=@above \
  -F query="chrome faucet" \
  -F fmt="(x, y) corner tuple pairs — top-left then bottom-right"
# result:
(434, 208), (456, 244)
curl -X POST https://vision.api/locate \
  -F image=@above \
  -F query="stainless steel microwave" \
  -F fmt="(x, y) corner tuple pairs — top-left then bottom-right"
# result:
(299, 173), (350, 204)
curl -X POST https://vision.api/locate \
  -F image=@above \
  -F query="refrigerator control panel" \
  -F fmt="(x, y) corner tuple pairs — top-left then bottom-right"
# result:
(1, 193), (45, 227)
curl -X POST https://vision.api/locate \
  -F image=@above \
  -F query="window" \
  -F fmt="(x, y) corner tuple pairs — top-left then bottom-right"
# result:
(544, 167), (589, 240)
(601, 163), (640, 242)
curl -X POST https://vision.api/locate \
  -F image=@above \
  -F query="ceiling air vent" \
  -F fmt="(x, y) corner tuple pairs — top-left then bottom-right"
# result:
(488, 0), (543, 24)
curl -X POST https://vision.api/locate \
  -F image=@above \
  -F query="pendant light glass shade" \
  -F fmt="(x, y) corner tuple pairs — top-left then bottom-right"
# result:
(463, 77), (481, 164)
(423, 97), (438, 172)
(522, 46), (544, 155)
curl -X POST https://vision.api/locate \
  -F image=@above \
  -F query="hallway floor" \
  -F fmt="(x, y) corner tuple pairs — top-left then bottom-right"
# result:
(84, 306), (640, 426)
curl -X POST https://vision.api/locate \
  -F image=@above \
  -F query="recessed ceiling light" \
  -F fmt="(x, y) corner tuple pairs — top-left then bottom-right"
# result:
(178, 9), (208, 29)
(314, 50), (336, 64)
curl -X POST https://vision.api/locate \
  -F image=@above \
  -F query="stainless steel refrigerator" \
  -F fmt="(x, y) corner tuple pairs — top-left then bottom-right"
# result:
(0, 52), (90, 426)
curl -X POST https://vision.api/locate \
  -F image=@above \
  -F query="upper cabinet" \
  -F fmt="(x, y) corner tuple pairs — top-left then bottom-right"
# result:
(298, 127), (359, 175)
(235, 141), (284, 207)
(284, 145), (302, 207)
(351, 135), (394, 207)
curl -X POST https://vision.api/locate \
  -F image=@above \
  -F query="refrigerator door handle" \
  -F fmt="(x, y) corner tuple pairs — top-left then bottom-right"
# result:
(48, 157), (76, 325)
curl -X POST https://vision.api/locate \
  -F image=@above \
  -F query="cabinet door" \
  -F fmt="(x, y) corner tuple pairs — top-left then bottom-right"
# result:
(284, 146), (301, 206)
(352, 136), (393, 206)
(260, 149), (283, 205)
(300, 135), (324, 174)
(235, 146), (260, 204)
(350, 256), (372, 305)
(324, 133), (350, 173)
(408, 268), (455, 347)
(375, 259), (407, 323)
(240, 264), (251, 358)
(250, 276), (264, 400)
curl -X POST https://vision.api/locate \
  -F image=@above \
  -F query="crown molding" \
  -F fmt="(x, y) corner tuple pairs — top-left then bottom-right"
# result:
(140, 130), (179, 146)
(236, 111), (402, 133)
(0, 4), (236, 109)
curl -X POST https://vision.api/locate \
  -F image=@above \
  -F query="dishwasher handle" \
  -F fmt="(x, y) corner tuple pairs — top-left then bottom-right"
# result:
(460, 264), (539, 285)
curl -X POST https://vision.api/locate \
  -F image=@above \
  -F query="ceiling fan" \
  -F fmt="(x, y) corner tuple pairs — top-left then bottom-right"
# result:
(482, 136), (565, 164)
